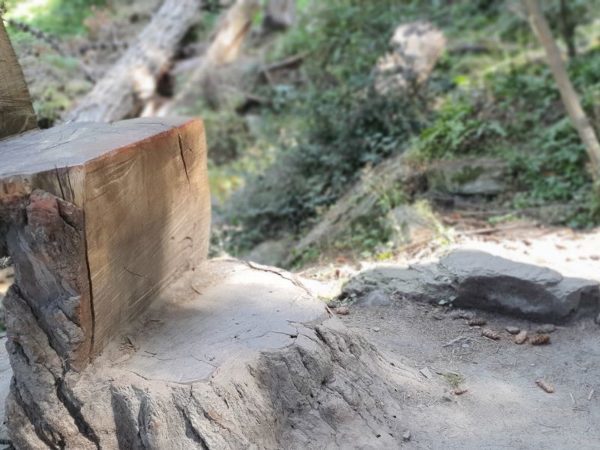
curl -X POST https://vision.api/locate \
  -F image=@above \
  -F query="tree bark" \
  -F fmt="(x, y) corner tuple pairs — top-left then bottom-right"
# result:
(0, 18), (37, 139)
(559, 0), (577, 59)
(5, 260), (422, 449)
(524, 0), (600, 181)
(65, 0), (203, 123)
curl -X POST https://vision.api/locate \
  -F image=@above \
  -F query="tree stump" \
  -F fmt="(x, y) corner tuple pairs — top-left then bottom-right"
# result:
(0, 117), (211, 447)
(1, 117), (422, 448)
(5, 259), (423, 449)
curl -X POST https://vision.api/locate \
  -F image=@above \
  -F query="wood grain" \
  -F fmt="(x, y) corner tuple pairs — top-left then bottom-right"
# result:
(0, 117), (210, 366)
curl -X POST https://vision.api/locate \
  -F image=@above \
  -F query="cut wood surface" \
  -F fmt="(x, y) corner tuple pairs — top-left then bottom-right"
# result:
(4, 260), (426, 449)
(65, 0), (202, 123)
(0, 117), (211, 369)
(0, 18), (37, 139)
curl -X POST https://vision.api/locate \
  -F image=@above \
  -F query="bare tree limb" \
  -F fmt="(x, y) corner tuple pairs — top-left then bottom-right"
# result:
(524, 0), (600, 182)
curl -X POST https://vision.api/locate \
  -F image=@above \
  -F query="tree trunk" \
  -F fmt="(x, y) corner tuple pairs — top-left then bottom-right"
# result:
(0, 18), (37, 139)
(524, 0), (600, 181)
(65, 0), (202, 123)
(559, 0), (577, 59)
(155, 0), (259, 115)
(0, 119), (428, 450)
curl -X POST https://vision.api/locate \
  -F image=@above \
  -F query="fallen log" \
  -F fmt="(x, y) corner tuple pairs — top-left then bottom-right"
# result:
(155, 0), (260, 115)
(65, 0), (202, 123)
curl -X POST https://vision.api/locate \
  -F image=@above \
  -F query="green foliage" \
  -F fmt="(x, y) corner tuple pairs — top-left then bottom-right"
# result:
(227, 0), (600, 255)
(417, 99), (505, 159)
(3, 0), (106, 35)
(226, 0), (432, 251)
(417, 45), (600, 227)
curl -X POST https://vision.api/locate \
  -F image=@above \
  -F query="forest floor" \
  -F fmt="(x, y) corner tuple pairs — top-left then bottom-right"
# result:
(295, 220), (600, 448)
(341, 300), (600, 449)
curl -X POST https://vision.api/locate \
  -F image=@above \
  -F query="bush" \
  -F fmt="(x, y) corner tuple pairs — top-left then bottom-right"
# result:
(225, 0), (433, 251)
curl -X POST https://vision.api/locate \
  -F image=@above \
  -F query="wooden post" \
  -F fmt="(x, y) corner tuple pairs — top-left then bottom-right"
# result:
(0, 18), (37, 139)
(0, 117), (210, 370)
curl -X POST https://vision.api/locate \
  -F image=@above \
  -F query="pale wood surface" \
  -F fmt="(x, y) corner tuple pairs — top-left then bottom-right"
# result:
(0, 117), (210, 365)
(0, 19), (37, 139)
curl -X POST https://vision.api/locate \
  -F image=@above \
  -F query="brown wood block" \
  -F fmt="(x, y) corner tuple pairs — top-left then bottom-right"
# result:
(0, 117), (210, 369)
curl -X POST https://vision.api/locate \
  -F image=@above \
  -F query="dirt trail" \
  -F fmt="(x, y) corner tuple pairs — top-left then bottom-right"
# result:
(341, 303), (599, 449)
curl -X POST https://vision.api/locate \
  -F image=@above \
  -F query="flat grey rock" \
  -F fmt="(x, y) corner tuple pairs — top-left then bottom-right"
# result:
(442, 251), (599, 321)
(426, 158), (509, 196)
(342, 250), (600, 322)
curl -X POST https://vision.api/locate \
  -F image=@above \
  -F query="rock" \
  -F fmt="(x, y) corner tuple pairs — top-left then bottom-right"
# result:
(244, 236), (294, 267)
(356, 289), (391, 307)
(450, 310), (475, 320)
(440, 251), (600, 322)
(426, 158), (509, 196)
(374, 21), (446, 94)
(341, 249), (600, 322)
(388, 202), (440, 246)
(341, 262), (454, 306)
(536, 324), (556, 334)
(403, 430), (411, 441)
(263, 0), (296, 30)
(5, 260), (427, 448)
(335, 306), (350, 316)
(506, 326), (521, 335)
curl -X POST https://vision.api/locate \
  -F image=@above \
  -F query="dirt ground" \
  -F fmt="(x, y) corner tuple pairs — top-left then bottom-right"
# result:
(301, 222), (600, 449)
(340, 303), (600, 449)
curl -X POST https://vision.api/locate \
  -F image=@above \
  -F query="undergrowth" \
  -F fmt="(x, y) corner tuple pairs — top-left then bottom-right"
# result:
(416, 47), (600, 226)
(220, 0), (600, 256)
(225, 0), (433, 252)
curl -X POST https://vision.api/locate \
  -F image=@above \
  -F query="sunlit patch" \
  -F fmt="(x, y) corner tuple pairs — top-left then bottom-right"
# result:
(5, 0), (54, 22)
